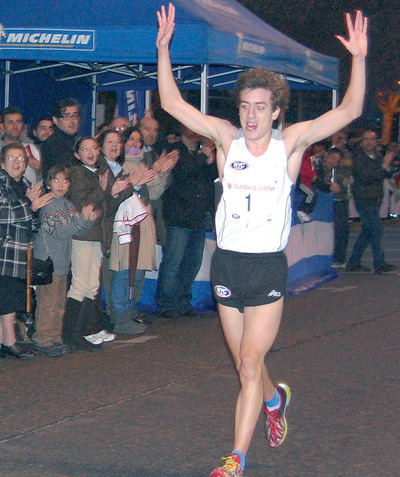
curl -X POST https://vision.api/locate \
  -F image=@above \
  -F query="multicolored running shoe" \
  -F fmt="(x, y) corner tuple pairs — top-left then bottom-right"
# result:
(210, 453), (244, 477)
(264, 383), (291, 448)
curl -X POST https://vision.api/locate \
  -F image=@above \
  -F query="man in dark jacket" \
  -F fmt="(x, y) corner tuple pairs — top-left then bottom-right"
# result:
(314, 147), (352, 268)
(156, 125), (217, 318)
(346, 129), (397, 273)
(41, 98), (80, 180)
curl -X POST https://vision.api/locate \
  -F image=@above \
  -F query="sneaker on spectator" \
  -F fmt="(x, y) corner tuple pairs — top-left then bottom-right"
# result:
(345, 264), (371, 272)
(33, 343), (64, 358)
(210, 453), (243, 477)
(264, 383), (291, 448)
(332, 261), (346, 269)
(52, 342), (75, 354)
(84, 332), (103, 345)
(375, 262), (398, 274)
(98, 329), (116, 342)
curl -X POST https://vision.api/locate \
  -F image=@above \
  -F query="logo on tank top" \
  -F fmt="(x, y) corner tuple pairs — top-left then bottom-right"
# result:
(214, 285), (232, 298)
(232, 213), (240, 219)
(230, 161), (248, 171)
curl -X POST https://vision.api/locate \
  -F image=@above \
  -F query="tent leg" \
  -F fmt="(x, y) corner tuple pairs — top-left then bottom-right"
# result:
(200, 64), (209, 114)
(4, 60), (10, 108)
(91, 74), (97, 137)
(332, 89), (338, 109)
(145, 90), (151, 113)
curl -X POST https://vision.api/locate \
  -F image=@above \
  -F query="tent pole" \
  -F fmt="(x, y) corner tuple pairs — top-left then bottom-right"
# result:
(91, 74), (97, 136)
(145, 90), (151, 113)
(332, 89), (338, 109)
(200, 64), (209, 114)
(5, 60), (10, 107)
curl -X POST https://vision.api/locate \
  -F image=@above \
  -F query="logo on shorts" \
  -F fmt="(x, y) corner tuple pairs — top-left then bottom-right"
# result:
(232, 213), (240, 219)
(267, 289), (281, 297)
(214, 285), (232, 298)
(230, 161), (248, 171)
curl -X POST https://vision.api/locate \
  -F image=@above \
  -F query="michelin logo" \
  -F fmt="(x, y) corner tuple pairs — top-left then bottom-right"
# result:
(0, 26), (95, 51)
(267, 290), (281, 298)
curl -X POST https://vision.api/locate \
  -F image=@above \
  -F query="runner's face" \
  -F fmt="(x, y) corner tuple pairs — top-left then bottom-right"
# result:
(238, 88), (279, 143)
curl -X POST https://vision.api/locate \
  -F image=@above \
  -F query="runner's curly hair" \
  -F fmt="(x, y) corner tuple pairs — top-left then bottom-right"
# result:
(234, 67), (290, 111)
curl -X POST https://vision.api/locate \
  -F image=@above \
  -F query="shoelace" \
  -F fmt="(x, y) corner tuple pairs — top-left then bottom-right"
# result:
(220, 455), (241, 472)
(266, 409), (283, 443)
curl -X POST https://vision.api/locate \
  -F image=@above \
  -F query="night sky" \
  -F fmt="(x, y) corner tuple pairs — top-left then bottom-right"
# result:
(238, 0), (400, 125)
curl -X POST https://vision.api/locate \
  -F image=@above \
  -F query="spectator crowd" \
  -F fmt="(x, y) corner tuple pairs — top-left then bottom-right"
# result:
(0, 98), (216, 359)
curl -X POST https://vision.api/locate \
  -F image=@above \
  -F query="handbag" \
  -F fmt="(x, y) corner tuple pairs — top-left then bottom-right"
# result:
(31, 256), (54, 285)
(31, 232), (54, 286)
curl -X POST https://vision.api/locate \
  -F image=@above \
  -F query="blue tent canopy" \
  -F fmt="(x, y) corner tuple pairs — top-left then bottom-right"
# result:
(0, 0), (339, 132)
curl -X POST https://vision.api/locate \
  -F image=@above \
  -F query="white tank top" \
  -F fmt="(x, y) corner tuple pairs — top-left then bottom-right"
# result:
(215, 128), (292, 253)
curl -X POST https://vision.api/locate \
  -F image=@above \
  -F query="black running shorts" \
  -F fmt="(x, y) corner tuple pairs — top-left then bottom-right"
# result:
(211, 247), (288, 312)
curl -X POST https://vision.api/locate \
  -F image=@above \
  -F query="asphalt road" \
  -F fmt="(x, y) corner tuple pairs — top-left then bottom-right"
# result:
(1, 221), (399, 477)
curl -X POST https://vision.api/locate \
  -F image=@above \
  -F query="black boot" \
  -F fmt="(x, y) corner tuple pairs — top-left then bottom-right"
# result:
(63, 297), (82, 344)
(1, 343), (34, 359)
(71, 297), (102, 351)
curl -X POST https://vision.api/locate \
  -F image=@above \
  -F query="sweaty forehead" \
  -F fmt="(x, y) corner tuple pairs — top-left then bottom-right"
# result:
(240, 88), (273, 103)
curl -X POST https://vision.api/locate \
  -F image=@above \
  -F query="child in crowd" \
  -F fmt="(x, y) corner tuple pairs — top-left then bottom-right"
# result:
(64, 136), (129, 350)
(33, 165), (98, 357)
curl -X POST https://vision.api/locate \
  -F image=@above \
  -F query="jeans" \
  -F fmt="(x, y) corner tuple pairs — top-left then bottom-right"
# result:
(347, 203), (384, 270)
(333, 200), (349, 264)
(156, 226), (205, 314)
(111, 269), (146, 315)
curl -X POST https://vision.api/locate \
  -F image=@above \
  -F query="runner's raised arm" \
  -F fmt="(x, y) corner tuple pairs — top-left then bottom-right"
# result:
(284, 10), (368, 181)
(156, 3), (236, 158)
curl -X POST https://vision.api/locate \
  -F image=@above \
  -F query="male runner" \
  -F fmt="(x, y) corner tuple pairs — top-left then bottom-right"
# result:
(156, 4), (367, 476)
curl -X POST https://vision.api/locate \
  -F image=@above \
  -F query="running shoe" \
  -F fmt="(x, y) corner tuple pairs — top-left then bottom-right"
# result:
(210, 453), (243, 477)
(264, 383), (291, 448)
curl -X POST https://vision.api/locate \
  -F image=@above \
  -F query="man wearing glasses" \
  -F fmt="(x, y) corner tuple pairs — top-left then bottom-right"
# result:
(41, 98), (81, 179)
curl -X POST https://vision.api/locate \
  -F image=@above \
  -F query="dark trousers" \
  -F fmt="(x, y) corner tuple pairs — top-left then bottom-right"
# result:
(333, 200), (349, 264)
(33, 275), (67, 346)
(347, 202), (384, 270)
(156, 226), (205, 314)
